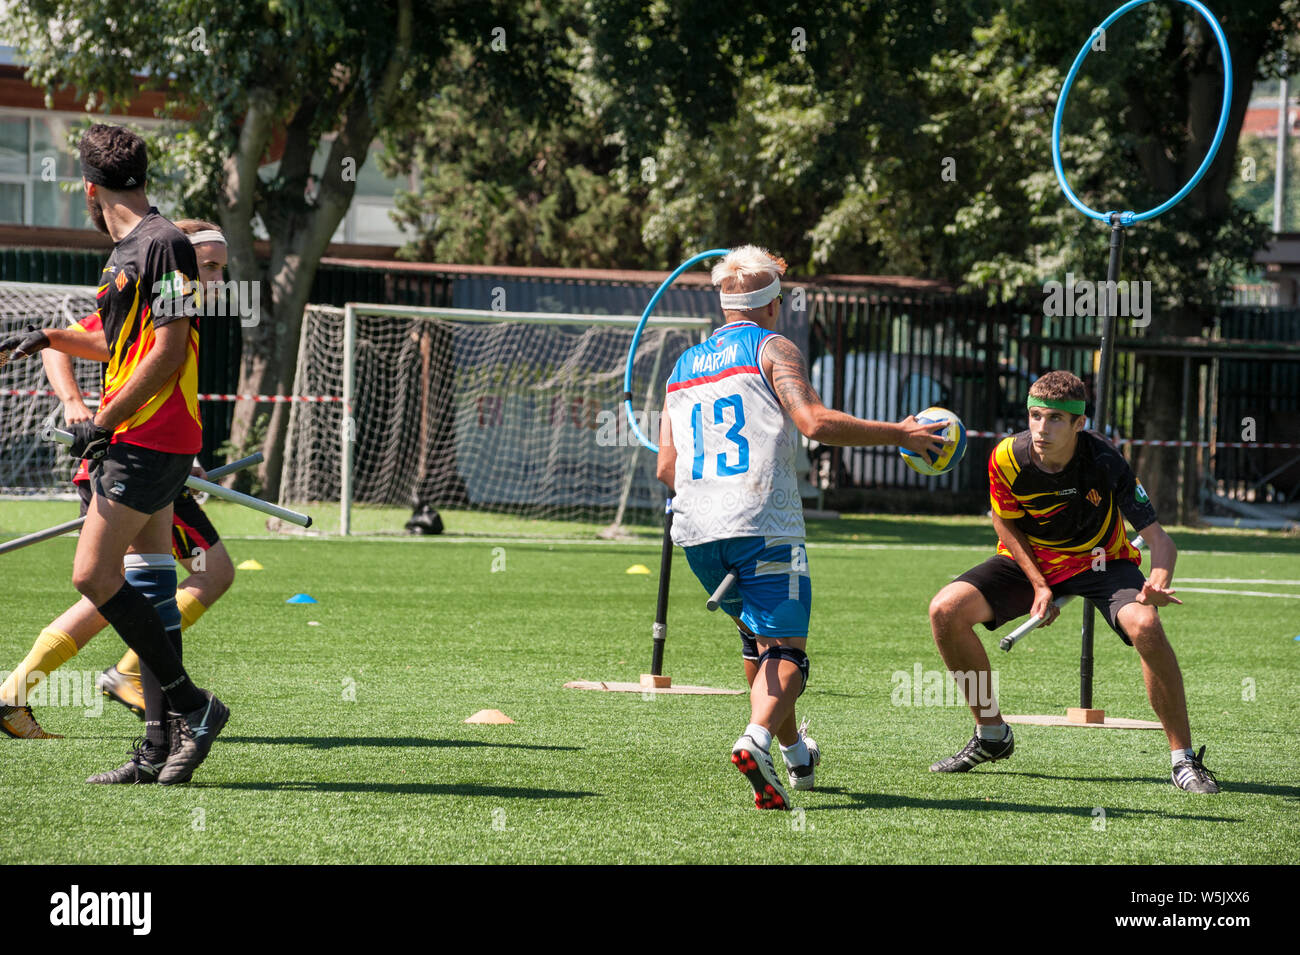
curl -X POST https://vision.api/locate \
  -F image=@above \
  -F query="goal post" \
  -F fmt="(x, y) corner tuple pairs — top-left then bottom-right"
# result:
(283, 303), (712, 535)
(0, 281), (102, 495)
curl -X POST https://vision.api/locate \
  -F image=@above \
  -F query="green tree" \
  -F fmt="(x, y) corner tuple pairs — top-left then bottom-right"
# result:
(9, 0), (560, 498)
(579, 0), (1299, 519)
(384, 39), (649, 268)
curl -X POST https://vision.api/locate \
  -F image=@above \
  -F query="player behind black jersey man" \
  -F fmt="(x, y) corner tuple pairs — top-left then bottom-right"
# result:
(925, 370), (1218, 793)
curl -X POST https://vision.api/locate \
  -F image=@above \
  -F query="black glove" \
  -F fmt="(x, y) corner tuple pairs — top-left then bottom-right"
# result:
(69, 418), (113, 462)
(0, 325), (51, 361)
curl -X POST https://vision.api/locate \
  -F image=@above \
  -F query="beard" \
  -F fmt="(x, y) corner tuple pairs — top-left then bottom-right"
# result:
(85, 190), (108, 235)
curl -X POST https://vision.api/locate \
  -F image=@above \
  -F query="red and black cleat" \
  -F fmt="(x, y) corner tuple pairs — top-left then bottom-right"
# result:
(732, 750), (759, 774)
(731, 734), (792, 811)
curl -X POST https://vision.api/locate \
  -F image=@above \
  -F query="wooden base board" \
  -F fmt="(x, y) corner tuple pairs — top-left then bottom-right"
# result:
(564, 680), (742, 696)
(640, 673), (672, 688)
(1004, 713), (1163, 730)
(1067, 707), (1106, 724)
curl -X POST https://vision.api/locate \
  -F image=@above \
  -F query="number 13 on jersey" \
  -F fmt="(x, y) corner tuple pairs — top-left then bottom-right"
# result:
(690, 393), (750, 479)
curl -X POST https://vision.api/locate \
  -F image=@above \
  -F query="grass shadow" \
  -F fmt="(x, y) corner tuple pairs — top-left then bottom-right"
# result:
(998, 771), (1300, 800)
(808, 787), (1229, 822)
(221, 735), (579, 752)
(202, 780), (598, 799)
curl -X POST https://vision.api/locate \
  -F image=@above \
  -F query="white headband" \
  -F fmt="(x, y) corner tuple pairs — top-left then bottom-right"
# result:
(188, 230), (226, 246)
(719, 275), (781, 311)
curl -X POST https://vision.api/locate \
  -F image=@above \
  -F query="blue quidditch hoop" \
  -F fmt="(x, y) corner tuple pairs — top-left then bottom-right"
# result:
(623, 248), (730, 452)
(1052, 0), (1232, 226)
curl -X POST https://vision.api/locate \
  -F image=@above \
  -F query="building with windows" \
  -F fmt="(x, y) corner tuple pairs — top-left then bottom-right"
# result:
(0, 46), (414, 254)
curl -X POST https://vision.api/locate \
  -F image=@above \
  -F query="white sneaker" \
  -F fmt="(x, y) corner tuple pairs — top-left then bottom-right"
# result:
(785, 717), (821, 791)
(731, 733), (792, 810)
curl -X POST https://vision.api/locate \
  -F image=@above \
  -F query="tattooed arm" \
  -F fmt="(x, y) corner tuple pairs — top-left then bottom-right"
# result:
(760, 336), (946, 454)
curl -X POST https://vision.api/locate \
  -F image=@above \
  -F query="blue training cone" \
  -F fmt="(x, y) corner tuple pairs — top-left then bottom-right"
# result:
(286, 593), (318, 604)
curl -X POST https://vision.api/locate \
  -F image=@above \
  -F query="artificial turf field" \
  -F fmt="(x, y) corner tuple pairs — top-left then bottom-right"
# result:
(1, 501), (1297, 865)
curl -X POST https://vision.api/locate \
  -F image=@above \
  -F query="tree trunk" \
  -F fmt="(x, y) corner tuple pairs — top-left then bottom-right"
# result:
(1131, 309), (1203, 522)
(224, 0), (413, 504)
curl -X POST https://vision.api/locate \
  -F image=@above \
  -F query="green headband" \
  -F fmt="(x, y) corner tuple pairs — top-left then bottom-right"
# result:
(1028, 396), (1086, 415)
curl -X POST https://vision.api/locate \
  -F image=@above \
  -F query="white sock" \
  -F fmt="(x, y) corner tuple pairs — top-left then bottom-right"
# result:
(780, 737), (809, 767)
(744, 723), (772, 751)
(977, 723), (1009, 742)
(1172, 748), (1195, 767)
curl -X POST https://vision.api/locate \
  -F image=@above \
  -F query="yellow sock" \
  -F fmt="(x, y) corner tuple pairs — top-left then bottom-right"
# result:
(116, 649), (141, 679)
(0, 628), (78, 707)
(175, 590), (208, 630)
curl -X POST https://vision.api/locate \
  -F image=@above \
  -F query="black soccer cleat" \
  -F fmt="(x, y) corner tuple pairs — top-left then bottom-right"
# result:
(930, 725), (1015, 773)
(86, 739), (165, 784)
(158, 690), (229, 785)
(163, 713), (193, 785)
(1172, 746), (1220, 793)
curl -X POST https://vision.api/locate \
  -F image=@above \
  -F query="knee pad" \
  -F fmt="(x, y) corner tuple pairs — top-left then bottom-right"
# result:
(738, 625), (759, 662)
(123, 553), (182, 639)
(755, 646), (810, 696)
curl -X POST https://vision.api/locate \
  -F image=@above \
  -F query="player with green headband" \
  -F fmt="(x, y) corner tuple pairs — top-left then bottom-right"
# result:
(924, 370), (1219, 793)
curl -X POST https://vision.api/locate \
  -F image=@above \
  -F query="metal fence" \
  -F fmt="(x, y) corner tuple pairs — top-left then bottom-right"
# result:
(4, 247), (1297, 517)
(805, 289), (1300, 520)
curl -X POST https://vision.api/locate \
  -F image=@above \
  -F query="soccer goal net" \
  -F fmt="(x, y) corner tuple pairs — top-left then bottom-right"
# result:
(280, 304), (711, 534)
(0, 281), (102, 495)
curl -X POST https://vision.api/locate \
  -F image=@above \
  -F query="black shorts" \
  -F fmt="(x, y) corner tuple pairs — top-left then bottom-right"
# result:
(171, 488), (220, 560)
(89, 442), (193, 517)
(955, 555), (1148, 646)
(79, 471), (220, 562)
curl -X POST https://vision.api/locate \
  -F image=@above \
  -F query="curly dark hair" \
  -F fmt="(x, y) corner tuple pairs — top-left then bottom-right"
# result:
(1029, 370), (1088, 420)
(1029, 370), (1088, 404)
(78, 124), (147, 191)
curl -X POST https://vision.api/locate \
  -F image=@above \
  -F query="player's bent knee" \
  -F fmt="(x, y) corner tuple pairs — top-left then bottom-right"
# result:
(755, 645), (810, 696)
(1119, 604), (1164, 645)
(71, 566), (114, 605)
(208, 556), (236, 596)
(1126, 615), (1166, 648)
(933, 582), (990, 634)
(929, 588), (969, 632)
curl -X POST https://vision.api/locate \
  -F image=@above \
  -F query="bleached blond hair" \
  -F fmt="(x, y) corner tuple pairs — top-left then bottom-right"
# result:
(711, 245), (788, 294)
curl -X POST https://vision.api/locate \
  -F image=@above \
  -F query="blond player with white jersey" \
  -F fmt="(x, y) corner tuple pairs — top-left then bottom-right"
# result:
(656, 245), (946, 810)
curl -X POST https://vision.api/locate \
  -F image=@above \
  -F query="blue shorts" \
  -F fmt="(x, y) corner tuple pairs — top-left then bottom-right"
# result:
(683, 536), (811, 639)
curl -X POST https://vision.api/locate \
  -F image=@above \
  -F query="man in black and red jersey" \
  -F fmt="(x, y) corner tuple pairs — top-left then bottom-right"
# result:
(0, 126), (228, 784)
(925, 370), (1219, 793)
(0, 221), (236, 741)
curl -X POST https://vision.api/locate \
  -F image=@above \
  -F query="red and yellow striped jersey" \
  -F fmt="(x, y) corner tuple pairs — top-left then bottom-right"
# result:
(94, 210), (202, 455)
(987, 430), (1156, 585)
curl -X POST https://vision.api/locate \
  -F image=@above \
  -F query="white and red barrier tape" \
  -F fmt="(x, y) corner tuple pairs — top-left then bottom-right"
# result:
(0, 388), (342, 403)
(3, 390), (1297, 448)
(964, 429), (1300, 449)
